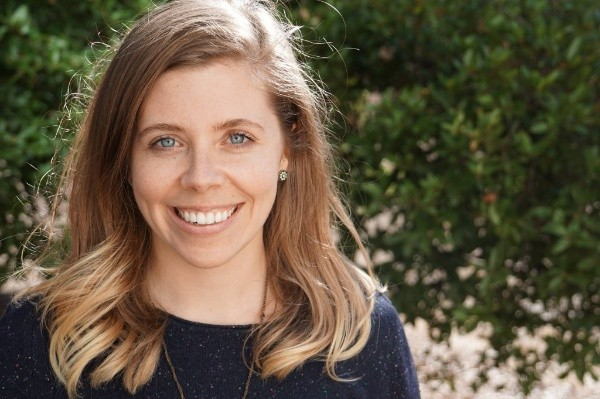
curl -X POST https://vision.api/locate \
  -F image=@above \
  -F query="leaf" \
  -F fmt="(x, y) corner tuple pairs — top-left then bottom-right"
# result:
(549, 276), (563, 292)
(576, 257), (597, 272)
(488, 204), (501, 226)
(552, 237), (571, 255)
(531, 122), (548, 134)
(9, 5), (31, 31)
(566, 37), (583, 61)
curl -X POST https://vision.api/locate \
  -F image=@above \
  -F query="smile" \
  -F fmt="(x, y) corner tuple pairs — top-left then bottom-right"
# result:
(176, 205), (237, 226)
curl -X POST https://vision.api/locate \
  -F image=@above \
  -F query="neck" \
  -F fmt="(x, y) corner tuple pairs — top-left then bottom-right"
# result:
(146, 251), (269, 325)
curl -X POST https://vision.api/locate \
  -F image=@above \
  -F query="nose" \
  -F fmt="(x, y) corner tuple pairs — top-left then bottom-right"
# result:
(179, 149), (225, 192)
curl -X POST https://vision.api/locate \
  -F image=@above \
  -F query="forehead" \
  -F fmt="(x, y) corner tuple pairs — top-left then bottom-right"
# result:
(138, 61), (278, 130)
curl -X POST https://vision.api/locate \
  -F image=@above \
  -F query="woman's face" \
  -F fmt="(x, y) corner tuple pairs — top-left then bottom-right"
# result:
(130, 61), (288, 271)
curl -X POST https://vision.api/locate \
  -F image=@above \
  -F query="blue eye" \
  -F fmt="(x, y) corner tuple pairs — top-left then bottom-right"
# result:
(156, 137), (176, 147)
(229, 132), (249, 145)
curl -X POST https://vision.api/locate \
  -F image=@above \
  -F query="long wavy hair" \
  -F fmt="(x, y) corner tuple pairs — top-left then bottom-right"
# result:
(20, 1), (380, 397)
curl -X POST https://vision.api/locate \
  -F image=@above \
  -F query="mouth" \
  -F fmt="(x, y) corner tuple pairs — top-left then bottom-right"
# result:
(175, 205), (238, 226)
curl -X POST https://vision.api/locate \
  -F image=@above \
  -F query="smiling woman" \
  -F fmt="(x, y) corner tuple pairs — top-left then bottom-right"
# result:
(132, 62), (289, 324)
(0, 1), (420, 398)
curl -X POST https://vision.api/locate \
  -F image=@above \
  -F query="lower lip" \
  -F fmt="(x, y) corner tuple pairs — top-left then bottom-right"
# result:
(170, 205), (240, 235)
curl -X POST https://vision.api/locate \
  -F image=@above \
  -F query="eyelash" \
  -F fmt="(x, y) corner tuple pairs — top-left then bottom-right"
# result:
(150, 136), (179, 150)
(227, 132), (254, 146)
(149, 132), (255, 150)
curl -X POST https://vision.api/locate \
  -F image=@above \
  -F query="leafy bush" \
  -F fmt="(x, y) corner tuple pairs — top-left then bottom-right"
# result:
(291, 0), (600, 392)
(0, 0), (153, 275)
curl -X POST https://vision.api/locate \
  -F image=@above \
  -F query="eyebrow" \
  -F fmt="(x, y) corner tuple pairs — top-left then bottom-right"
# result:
(138, 118), (265, 137)
(213, 118), (265, 133)
(138, 123), (184, 138)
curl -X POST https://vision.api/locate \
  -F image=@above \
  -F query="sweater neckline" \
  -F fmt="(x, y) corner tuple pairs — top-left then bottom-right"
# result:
(166, 312), (254, 330)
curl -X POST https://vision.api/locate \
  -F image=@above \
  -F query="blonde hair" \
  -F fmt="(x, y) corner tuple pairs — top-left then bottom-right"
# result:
(20, 1), (380, 397)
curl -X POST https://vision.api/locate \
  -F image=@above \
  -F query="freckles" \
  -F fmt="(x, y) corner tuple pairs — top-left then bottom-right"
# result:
(132, 167), (152, 188)
(239, 164), (278, 187)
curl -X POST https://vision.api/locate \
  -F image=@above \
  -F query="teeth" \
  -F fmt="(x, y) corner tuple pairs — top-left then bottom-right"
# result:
(206, 212), (215, 224)
(178, 206), (237, 226)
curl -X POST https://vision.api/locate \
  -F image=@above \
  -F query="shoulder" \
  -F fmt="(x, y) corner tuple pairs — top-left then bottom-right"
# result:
(0, 298), (45, 346)
(352, 291), (421, 398)
(366, 292), (412, 352)
(366, 292), (411, 353)
(1, 297), (40, 325)
(0, 298), (65, 398)
(371, 292), (410, 355)
(371, 291), (403, 327)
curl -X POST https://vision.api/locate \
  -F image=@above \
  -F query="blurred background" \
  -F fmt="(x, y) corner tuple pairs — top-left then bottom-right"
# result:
(1, 0), (598, 397)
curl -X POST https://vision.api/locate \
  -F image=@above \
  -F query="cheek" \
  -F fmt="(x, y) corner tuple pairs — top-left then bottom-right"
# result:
(241, 160), (276, 177)
(130, 157), (165, 211)
(231, 156), (279, 203)
(131, 178), (154, 217)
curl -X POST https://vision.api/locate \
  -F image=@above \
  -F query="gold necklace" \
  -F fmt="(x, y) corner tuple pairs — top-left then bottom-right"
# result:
(162, 275), (269, 399)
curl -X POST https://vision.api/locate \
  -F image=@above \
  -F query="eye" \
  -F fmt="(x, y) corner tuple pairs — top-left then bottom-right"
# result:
(228, 132), (251, 145)
(153, 137), (177, 148)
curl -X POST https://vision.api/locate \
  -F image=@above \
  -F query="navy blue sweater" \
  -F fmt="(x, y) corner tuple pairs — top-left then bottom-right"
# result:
(0, 294), (420, 398)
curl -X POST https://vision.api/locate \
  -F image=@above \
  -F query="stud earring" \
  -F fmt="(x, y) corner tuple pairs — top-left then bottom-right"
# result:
(279, 170), (288, 181)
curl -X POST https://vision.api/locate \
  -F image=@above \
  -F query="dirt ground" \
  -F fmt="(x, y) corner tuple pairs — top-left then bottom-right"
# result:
(404, 318), (600, 399)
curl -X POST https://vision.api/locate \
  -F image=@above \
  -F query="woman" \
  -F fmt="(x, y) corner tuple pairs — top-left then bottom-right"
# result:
(0, 1), (420, 398)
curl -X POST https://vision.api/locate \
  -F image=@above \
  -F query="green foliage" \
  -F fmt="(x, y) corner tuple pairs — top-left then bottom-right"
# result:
(291, 0), (600, 393)
(0, 0), (153, 274)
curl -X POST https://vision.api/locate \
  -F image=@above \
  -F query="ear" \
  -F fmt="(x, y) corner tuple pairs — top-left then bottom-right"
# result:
(279, 123), (295, 170)
(279, 150), (289, 171)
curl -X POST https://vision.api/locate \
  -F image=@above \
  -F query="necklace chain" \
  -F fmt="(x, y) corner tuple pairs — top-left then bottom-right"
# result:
(163, 273), (269, 399)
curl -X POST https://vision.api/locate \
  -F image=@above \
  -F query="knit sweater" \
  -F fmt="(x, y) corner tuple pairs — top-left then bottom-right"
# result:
(0, 293), (420, 398)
